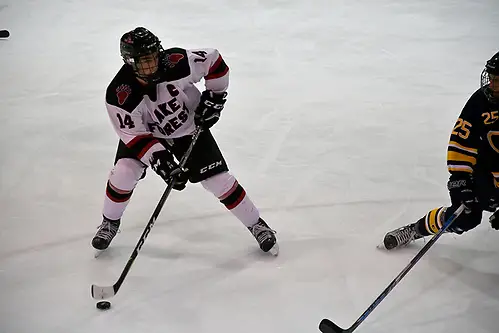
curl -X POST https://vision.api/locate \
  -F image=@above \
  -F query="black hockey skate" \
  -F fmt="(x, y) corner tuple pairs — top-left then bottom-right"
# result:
(383, 223), (424, 250)
(248, 218), (278, 255)
(92, 217), (120, 251)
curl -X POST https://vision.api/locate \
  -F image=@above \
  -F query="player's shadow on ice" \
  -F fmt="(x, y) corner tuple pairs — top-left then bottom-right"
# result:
(357, 239), (499, 332)
(374, 238), (499, 301)
(426, 244), (499, 332)
(96, 239), (275, 271)
(427, 244), (499, 300)
(140, 243), (277, 263)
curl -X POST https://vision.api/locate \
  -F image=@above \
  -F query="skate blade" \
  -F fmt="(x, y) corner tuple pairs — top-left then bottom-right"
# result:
(268, 243), (279, 256)
(94, 249), (105, 258)
(376, 242), (394, 251)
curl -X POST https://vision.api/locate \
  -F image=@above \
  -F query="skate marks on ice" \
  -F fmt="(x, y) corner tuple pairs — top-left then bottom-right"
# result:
(0, 232), (104, 261)
(91, 240), (284, 307)
(0, 195), (437, 260)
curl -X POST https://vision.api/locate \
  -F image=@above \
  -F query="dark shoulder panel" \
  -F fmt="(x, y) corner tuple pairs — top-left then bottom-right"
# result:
(159, 48), (191, 81)
(106, 64), (145, 113)
(466, 88), (490, 110)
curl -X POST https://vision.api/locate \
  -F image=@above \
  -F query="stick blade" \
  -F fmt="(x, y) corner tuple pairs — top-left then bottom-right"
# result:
(319, 319), (346, 333)
(91, 284), (116, 300)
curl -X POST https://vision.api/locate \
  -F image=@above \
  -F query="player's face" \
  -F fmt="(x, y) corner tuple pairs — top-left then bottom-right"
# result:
(489, 74), (499, 96)
(136, 52), (159, 78)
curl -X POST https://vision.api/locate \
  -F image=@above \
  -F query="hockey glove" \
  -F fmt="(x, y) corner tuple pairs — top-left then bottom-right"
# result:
(150, 150), (189, 191)
(194, 90), (227, 129)
(489, 209), (499, 230)
(447, 173), (477, 212)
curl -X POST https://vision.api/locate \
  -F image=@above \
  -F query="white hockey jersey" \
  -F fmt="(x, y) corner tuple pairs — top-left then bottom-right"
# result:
(105, 47), (229, 166)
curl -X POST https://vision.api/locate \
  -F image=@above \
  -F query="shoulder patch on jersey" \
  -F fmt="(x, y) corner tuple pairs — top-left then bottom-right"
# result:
(159, 48), (190, 81)
(462, 88), (492, 117)
(116, 84), (132, 105)
(106, 65), (144, 113)
(165, 52), (185, 68)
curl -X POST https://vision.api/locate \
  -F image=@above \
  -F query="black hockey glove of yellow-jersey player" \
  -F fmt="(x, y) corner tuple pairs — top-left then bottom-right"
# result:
(488, 197), (499, 230)
(447, 173), (478, 210)
(194, 90), (227, 129)
(489, 209), (499, 230)
(446, 173), (481, 233)
(150, 150), (189, 191)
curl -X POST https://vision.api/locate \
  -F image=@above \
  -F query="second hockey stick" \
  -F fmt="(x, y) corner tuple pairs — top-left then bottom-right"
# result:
(91, 127), (203, 300)
(319, 203), (466, 333)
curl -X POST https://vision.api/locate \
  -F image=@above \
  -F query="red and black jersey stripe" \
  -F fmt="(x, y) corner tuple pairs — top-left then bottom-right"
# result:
(126, 134), (160, 160)
(205, 55), (229, 80)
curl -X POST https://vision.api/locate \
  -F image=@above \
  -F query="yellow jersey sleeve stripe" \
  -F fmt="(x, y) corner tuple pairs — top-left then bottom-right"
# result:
(448, 165), (473, 173)
(447, 151), (477, 165)
(448, 141), (478, 154)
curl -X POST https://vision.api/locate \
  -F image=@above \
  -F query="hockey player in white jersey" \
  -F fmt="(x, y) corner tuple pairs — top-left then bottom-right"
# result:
(92, 27), (278, 255)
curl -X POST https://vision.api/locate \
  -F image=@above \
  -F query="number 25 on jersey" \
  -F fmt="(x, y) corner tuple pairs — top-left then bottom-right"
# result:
(482, 111), (499, 125)
(452, 118), (471, 139)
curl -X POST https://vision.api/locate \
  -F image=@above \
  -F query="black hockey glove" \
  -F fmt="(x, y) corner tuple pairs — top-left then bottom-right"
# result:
(150, 150), (188, 191)
(447, 173), (477, 212)
(487, 196), (499, 230)
(194, 90), (227, 129)
(489, 209), (499, 230)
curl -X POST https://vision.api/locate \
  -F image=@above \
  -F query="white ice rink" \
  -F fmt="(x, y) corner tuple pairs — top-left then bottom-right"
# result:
(1, 0), (499, 332)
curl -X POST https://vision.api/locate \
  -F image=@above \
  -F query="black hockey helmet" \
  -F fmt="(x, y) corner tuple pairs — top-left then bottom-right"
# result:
(481, 51), (499, 104)
(120, 27), (163, 83)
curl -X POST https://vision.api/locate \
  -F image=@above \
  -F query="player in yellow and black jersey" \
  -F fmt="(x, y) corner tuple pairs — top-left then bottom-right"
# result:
(384, 51), (499, 250)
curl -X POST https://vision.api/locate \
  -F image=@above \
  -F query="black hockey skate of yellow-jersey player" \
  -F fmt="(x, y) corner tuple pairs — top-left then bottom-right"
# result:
(384, 51), (499, 250)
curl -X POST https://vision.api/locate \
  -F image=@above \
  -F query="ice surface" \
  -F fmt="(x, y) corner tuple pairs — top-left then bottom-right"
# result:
(1, 0), (499, 332)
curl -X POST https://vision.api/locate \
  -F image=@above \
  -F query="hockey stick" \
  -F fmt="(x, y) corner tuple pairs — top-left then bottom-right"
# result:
(91, 127), (203, 300)
(319, 203), (466, 333)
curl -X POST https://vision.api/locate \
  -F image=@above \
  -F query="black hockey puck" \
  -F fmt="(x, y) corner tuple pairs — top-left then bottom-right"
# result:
(96, 300), (111, 310)
(0, 30), (10, 38)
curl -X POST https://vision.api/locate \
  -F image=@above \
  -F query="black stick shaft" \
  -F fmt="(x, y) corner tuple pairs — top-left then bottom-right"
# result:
(111, 127), (203, 294)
